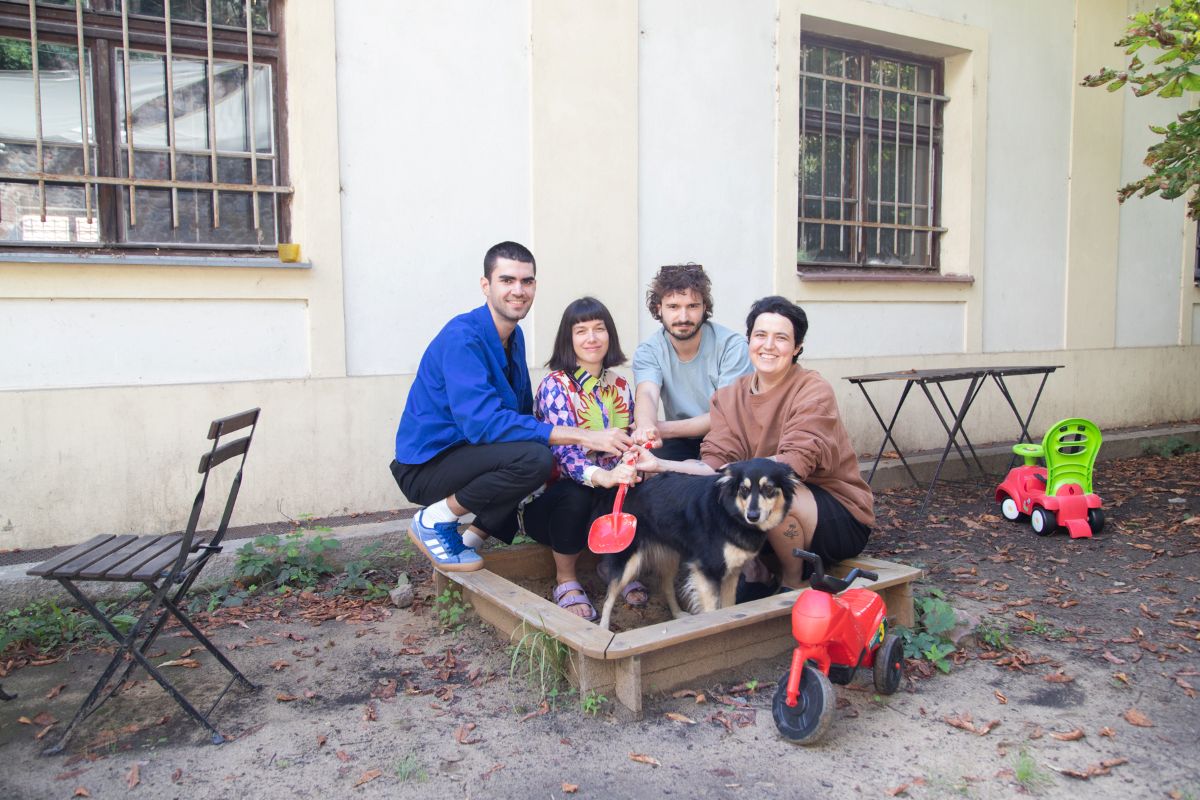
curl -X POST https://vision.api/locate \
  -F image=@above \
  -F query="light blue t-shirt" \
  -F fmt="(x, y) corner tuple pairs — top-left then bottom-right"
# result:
(631, 321), (752, 422)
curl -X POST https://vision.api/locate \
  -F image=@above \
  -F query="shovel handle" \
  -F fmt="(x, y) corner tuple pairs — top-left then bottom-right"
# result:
(612, 481), (628, 520)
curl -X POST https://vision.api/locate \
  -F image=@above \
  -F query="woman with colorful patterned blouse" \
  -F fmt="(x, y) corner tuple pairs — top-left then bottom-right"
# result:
(521, 297), (641, 620)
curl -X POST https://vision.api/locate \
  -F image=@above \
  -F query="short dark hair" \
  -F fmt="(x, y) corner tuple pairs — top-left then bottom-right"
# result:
(646, 263), (713, 323)
(547, 297), (627, 373)
(484, 241), (536, 280)
(745, 296), (808, 363)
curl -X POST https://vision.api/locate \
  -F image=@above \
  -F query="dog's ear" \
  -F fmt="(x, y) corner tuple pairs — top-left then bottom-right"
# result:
(715, 466), (733, 486)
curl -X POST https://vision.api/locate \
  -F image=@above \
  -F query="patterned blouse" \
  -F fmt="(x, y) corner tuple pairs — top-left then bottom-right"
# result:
(534, 368), (635, 486)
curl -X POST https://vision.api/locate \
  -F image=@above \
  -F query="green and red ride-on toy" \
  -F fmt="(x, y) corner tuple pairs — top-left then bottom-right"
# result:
(772, 549), (903, 745)
(995, 418), (1104, 539)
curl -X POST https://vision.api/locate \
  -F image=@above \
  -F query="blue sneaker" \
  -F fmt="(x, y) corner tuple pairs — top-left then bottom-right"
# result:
(408, 511), (483, 572)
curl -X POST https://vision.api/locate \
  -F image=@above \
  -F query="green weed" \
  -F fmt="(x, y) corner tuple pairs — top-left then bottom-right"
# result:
(976, 620), (1011, 650)
(581, 689), (607, 716)
(1012, 749), (1053, 792)
(394, 754), (428, 782)
(435, 587), (469, 633)
(1, 599), (138, 657)
(235, 531), (341, 591)
(509, 622), (571, 702)
(1142, 436), (1199, 457)
(895, 588), (958, 673)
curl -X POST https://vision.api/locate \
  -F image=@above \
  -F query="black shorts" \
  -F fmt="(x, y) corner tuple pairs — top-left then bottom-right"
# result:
(805, 483), (871, 571)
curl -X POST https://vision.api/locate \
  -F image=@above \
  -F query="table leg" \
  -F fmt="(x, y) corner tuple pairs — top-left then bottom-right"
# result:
(854, 380), (922, 487)
(920, 375), (984, 512)
(930, 380), (989, 476)
(991, 370), (1053, 469)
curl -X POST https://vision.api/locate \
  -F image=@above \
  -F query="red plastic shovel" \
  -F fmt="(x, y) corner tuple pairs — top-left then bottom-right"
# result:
(587, 451), (639, 554)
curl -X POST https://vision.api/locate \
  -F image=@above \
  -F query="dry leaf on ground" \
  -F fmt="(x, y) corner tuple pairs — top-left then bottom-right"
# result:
(158, 658), (200, 669)
(943, 712), (999, 736)
(352, 769), (382, 788)
(562, 783), (579, 793)
(630, 753), (661, 767)
(664, 712), (696, 724)
(126, 764), (139, 789)
(1123, 708), (1154, 727)
(1050, 728), (1085, 741)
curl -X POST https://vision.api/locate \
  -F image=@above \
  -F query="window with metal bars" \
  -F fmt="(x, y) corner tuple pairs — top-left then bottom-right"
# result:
(0, 0), (287, 251)
(798, 36), (945, 270)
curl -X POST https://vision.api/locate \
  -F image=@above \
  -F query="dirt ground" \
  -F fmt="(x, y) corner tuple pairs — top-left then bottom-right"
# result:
(1, 450), (1197, 799)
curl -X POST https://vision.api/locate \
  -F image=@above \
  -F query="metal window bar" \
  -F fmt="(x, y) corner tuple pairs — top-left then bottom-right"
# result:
(5, 0), (290, 243)
(120, 0), (137, 225)
(73, 0), (92, 223)
(797, 40), (948, 268)
(164, 0), (179, 228)
(206, 0), (220, 227)
(244, 0), (259, 230)
(27, 0), (46, 221)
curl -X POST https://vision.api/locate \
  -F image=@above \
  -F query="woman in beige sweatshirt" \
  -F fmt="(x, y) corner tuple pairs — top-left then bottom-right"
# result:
(632, 295), (873, 592)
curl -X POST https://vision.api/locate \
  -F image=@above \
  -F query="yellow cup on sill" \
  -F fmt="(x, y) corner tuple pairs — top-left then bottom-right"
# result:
(277, 243), (301, 262)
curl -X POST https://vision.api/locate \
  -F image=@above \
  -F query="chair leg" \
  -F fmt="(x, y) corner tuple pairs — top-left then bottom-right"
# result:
(45, 580), (229, 754)
(160, 595), (259, 691)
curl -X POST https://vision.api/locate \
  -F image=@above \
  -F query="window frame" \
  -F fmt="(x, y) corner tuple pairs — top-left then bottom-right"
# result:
(0, 0), (289, 254)
(797, 34), (946, 272)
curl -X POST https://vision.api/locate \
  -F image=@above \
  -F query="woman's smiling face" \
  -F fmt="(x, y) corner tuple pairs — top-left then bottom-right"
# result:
(572, 318), (610, 369)
(748, 312), (801, 379)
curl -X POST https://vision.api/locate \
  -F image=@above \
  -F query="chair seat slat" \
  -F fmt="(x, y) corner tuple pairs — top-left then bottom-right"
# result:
(25, 534), (116, 577)
(130, 538), (197, 581)
(79, 534), (184, 581)
(30, 535), (141, 579)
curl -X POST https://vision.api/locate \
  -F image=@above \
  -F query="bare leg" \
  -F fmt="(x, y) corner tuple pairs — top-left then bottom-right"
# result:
(766, 486), (818, 588)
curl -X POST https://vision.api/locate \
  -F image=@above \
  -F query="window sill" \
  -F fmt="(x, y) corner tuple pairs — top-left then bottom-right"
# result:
(0, 252), (310, 269)
(797, 268), (973, 284)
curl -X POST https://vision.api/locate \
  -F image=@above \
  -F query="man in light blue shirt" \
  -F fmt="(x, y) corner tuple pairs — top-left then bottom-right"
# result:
(631, 263), (752, 461)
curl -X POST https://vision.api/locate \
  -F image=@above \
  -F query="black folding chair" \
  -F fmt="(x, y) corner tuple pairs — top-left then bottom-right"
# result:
(27, 408), (262, 754)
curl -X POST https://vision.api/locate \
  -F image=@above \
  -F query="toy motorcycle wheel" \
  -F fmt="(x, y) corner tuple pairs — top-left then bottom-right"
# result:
(873, 634), (904, 695)
(1087, 508), (1105, 534)
(1030, 507), (1057, 536)
(772, 664), (834, 745)
(999, 495), (1022, 521)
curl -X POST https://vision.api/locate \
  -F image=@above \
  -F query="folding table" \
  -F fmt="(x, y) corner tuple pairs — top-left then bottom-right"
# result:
(846, 365), (1061, 511)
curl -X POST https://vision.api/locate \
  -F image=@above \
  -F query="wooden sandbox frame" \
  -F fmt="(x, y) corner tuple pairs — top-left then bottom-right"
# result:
(435, 544), (922, 717)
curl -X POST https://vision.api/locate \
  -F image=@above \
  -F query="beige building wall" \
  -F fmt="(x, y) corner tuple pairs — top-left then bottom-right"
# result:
(1, 0), (1197, 550)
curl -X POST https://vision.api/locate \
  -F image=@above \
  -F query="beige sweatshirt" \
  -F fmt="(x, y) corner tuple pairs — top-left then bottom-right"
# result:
(700, 365), (875, 527)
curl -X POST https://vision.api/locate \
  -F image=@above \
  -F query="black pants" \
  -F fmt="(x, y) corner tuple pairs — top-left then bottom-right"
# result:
(654, 436), (703, 462)
(390, 441), (554, 544)
(522, 479), (616, 556)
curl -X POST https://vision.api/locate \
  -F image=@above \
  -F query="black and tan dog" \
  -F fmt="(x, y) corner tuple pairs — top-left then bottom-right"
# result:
(596, 457), (798, 631)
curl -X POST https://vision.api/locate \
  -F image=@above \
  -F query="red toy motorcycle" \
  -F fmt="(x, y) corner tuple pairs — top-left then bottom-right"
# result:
(772, 549), (903, 745)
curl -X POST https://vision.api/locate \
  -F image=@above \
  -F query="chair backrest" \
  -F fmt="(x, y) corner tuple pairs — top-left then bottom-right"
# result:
(173, 408), (260, 577)
(1042, 417), (1101, 496)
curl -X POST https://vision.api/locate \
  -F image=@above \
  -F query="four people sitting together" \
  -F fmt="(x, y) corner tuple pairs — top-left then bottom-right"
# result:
(390, 241), (873, 621)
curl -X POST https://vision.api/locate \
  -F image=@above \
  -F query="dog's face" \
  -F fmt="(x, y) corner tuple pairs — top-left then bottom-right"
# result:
(716, 458), (798, 531)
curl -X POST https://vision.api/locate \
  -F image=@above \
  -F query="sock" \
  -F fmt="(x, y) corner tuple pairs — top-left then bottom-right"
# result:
(419, 500), (458, 526)
(461, 530), (487, 550)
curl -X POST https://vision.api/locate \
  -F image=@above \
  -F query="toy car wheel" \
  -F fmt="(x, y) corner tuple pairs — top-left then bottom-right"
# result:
(772, 664), (835, 745)
(999, 495), (1022, 521)
(873, 634), (904, 695)
(1030, 507), (1057, 536)
(1087, 508), (1105, 534)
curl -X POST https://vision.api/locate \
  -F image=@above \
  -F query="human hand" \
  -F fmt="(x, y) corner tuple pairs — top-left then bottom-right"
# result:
(632, 425), (660, 448)
(629, 445), (662, 474)
(595, 461), (639, 488)
(583, 427), (633, 456)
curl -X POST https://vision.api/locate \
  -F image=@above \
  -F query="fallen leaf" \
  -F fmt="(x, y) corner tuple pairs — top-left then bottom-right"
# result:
(1050, 728), (1085, 741)
(1098, 727), (1116, 737)
(1043, 672), (1074, 684)
(562, 783), (579, 794)
(270, 660), (290, 672)
(455, 723), (481, 745)
(158, 658), (200, 669)
(316, 735), (327, 748)
(1102, 650), (1126, 665)
(362, 703), (377, 722)
(336, 750), (352, 762)
(1123, 707), (1154, 727)
(1055, 757), (1129, 780)
(73, 789), (90, 798)
(35, 723), (56, 740)
(993, 690), (1007, 705)
(943, 712), (999, 736)
(170, 768), (183, 783)
(46, 684), (66, 700)
(664, 712), (696, 724)
(17, 716), (32, 725)
(352, 769), (382, 788)
(275, 693), (298, 702)
(126, 763), (140, 789)
(630, 753), (661, 767)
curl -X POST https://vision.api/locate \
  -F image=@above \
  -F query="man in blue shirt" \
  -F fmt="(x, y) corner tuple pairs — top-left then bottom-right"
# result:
(391, 242), (631, 571)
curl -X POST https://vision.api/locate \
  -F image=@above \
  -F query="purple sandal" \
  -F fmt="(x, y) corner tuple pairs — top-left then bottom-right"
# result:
(553, 580), (598, 621)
